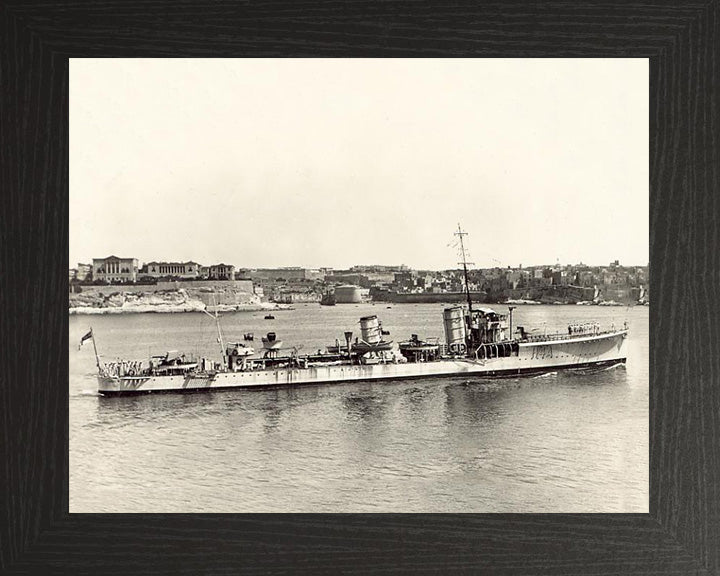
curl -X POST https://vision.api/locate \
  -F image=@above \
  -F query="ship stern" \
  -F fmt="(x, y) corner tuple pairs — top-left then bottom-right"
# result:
(97, 375), (122, 395)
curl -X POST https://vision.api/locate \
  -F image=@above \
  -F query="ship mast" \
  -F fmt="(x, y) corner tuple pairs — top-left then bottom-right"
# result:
(202, 296), (225, 361)
(455, 223), (474, 315)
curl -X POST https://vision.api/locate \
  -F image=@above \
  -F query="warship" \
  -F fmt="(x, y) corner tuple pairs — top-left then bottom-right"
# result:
(88, 227), (628, 396)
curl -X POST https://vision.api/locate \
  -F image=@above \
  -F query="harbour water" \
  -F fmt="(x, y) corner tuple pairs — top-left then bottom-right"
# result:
(69, 303), (648, 512)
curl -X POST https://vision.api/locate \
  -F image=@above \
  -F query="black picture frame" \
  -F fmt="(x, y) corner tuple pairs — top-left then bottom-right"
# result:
(1, 1), (718, 574)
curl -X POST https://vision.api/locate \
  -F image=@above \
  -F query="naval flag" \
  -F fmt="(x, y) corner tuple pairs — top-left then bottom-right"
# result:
(79, 329), (93, 350)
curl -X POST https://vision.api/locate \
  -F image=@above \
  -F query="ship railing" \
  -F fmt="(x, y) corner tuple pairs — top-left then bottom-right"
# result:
(100, 360), (147, 377)
(520, 328), (622, 343)
(472, 348), (486, 364)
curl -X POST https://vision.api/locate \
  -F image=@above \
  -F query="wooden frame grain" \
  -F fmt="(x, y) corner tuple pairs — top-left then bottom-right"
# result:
(1, 1), (718, 574)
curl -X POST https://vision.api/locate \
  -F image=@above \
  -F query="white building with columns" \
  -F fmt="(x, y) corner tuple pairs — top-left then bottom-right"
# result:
(92, 256), (138, 283)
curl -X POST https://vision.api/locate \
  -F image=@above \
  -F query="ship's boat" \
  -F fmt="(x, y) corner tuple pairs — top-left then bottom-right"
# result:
(148, 351), (199, 376)
(227, 343), (254, 356)
(350, 340), (394, 354)
(398, 334), (441, 362)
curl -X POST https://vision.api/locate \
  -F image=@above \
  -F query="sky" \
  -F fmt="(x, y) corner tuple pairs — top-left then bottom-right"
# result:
(70, 58), (648, 270)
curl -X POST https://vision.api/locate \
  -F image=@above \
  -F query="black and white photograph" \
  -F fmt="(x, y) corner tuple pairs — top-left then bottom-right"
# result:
(69, 58), (648, 513)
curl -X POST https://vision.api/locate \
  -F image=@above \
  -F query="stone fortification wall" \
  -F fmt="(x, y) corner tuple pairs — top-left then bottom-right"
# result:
(76, 280), (254, 295)
(155, 280), (254, 292)
(371, 290), (487, 304)
(76, 284), (152, 295)
(69, 280), (261, 314)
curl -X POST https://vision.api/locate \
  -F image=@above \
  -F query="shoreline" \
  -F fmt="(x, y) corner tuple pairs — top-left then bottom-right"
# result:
(68, 301), (646, 315)
(69, 302), (293, 315)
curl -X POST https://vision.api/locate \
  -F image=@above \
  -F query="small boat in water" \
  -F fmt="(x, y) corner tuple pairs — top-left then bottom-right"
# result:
(320, 292), (336, 306)
(264, 314), (275, 320)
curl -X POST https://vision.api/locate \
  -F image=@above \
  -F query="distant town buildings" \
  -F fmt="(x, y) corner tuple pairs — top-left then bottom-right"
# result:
(238, 267), (324, 282)
(71, 254), (649, 305)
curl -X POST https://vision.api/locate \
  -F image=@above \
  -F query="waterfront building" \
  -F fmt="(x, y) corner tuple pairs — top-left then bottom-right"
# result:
(392, 270), (418, 292)
(603, 271), (619, 285)
(334, 285), (362, 303)
(241, 267), (324, 282)
(576, 270), (595, 287)
(272, 291), (321, 304)
(349, 265), (409, 273)
(327, 273), (370, 288)
(208, 263), (235, 280)
(551, 270), (570, 286)
(143, 261), (201, 279)
(69, 263), (93, 285)
(506, 269), (529, 289)
(92, 256), (138, 283)
(76, 263), (92, 281)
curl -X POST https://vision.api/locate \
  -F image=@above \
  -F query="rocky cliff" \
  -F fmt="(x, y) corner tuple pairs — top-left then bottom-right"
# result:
(69, 283), (274, 314)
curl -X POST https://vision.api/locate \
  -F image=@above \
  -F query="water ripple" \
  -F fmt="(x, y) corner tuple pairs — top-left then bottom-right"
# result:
(69, 304), (648, 512)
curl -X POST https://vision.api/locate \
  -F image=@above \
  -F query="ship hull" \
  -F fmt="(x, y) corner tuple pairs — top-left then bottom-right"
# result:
(98, 330), (628, 396)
